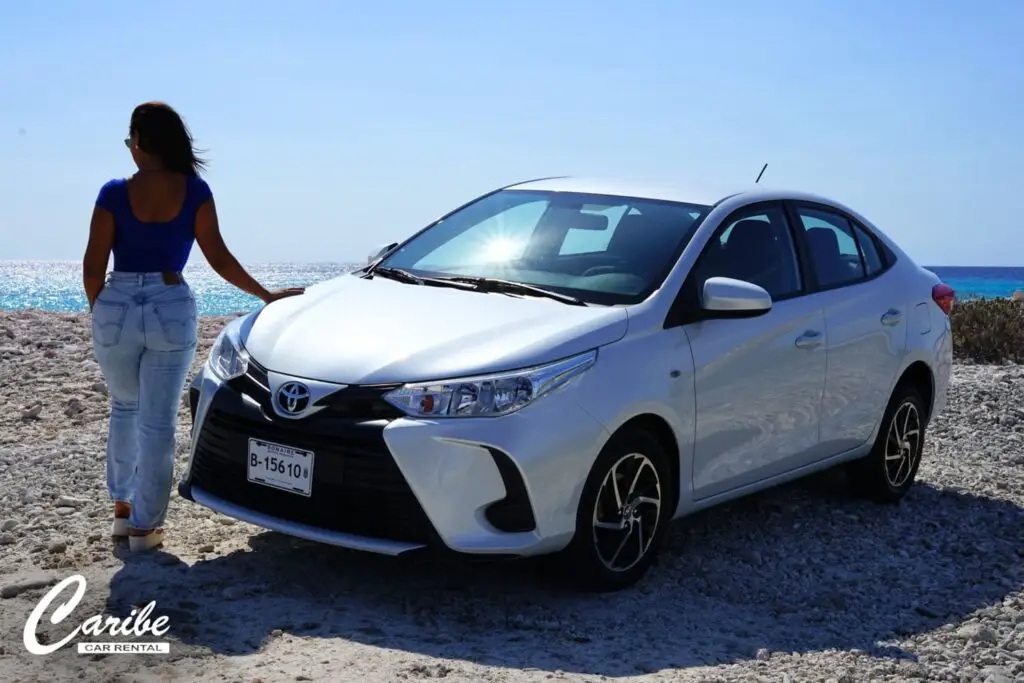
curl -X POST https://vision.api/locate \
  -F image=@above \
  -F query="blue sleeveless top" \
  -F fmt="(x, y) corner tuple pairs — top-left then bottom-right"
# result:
(95, 175), (213, 273)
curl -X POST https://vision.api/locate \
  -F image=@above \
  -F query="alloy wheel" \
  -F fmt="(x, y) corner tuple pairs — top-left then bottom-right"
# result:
(884, 401), (921, 488)
(591, 452), (662, 573)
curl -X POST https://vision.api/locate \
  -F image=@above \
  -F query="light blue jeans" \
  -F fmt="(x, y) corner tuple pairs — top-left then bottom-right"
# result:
(91, 272), (198, 531)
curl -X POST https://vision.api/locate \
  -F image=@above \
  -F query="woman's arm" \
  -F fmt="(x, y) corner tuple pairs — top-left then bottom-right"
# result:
(83, 205), (115, 310)
(194, 197), (304, 303)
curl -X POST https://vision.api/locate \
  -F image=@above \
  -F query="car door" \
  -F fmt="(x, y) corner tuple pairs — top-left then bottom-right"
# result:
(679, 201), (828, 501)
(789, 202), (908, 453)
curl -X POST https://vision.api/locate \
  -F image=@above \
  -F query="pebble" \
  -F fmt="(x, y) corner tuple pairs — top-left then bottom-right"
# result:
(64, 397), (86, 416)
(956, 623), (998, 644)
(982, 667), (1014, 683)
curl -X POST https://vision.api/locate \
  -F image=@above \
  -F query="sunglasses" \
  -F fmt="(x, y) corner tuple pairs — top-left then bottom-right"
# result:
(123, 138), (131, 149)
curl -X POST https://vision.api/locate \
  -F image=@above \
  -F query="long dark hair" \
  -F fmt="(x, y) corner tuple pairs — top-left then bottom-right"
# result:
(129, 102), (208, 176)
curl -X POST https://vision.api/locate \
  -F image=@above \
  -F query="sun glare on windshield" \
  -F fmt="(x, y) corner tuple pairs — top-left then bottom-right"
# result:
(479, 236), (526, 262)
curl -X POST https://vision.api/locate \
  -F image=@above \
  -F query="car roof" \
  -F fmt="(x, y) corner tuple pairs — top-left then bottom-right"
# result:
(506, 175), (845, 211)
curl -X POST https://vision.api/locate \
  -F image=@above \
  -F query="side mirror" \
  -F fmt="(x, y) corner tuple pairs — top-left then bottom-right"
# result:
(367, 242), (399, 265)
(701, 277), (772, 317)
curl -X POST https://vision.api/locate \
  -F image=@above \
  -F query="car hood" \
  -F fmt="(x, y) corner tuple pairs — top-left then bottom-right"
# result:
(241, 273), (629, 384)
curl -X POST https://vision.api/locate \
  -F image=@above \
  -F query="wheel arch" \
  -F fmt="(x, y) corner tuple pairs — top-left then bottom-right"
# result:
(607, 413), (681, 514)
(896, 360), (935, 422)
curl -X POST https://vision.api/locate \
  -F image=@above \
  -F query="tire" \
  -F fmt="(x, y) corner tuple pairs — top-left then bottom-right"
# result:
(848, 382), (928, 503)
(556, 427), (674, 592)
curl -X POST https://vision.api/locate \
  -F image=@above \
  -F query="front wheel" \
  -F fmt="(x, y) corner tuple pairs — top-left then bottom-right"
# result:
(848, 382), (927, 503)
(556, 427), (673, 592)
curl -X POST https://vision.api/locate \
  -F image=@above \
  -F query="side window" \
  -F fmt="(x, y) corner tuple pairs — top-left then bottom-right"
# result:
(413, 200), (548, 269)
(694, 205), (802, 300)
(852, 222), (884, 276)
(794, 207), (866, 288)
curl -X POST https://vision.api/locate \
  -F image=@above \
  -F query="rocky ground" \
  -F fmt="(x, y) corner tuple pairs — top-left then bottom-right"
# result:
(0, 309), (1021, 683)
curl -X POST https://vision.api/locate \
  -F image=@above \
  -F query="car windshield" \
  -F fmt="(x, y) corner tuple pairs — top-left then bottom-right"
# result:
(376, 189), (712, 305)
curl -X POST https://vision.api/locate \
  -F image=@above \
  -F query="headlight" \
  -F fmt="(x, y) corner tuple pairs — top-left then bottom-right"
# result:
(383, 350), (597, 418)
(207, 318), (250, 381)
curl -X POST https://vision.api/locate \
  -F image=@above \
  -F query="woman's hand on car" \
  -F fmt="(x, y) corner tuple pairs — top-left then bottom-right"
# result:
(262, 287), (306, 304)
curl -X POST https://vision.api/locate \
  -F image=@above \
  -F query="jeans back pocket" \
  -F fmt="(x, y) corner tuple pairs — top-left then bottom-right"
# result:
(152, 297), (198, 348)
(91, 301), (130, 348)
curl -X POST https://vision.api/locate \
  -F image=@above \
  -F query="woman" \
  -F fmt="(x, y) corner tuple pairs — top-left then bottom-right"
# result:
(82, 101), (304, 552)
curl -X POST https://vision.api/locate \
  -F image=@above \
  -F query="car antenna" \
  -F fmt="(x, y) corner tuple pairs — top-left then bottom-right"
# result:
(754, 163), (768, 184)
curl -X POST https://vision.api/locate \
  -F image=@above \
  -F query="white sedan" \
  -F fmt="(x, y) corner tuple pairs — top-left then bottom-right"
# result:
(179, 176), (954, 591)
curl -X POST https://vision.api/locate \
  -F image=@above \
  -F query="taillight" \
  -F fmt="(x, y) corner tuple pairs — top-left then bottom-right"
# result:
(932, 283), (955, 315)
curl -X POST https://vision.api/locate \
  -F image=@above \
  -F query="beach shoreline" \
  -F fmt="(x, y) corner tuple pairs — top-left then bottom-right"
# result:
(0, 309), (1021, 682)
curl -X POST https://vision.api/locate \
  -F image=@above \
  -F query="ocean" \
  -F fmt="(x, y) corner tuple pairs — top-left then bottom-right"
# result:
(0, 261), (359, 317)
(0, 261), (1021, 317)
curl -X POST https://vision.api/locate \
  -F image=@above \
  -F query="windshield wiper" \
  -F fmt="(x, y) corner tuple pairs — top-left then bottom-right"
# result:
(367, 267), (481, 292)
(432, 276), (588, 306)
(368, 267), (424, 285)
(367, 268), (586, 305)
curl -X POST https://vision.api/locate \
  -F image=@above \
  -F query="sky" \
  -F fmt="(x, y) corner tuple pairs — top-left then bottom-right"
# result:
(0, 0), (1021, 267)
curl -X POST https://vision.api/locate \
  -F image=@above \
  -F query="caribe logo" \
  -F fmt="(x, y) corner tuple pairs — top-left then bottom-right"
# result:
(23, 574), (171, 655)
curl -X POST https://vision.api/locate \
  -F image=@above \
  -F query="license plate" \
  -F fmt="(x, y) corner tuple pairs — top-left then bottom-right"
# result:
(247, 438), (314, 497)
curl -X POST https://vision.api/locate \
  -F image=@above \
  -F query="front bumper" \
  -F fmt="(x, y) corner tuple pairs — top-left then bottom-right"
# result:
(179, 360), (609, 557)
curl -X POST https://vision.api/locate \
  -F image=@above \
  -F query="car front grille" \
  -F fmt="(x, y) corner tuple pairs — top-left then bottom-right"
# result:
(189, 375), (435, 546)
(226, 362), (406, 420)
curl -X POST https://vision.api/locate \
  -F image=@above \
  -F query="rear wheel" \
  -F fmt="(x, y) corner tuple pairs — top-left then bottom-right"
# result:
(556, 427), (673, 592)
(849, 382), (927, 503)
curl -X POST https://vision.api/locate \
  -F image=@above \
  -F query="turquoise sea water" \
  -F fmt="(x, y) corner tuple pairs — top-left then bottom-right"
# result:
(0, 261), (1020, 316)
(924, 266), (1024, 300)
(0, 261), (359, 317)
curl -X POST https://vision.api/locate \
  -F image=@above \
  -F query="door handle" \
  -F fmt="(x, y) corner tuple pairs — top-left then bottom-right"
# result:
(794, 330), (824, 350)
(881, 309), (903, 326)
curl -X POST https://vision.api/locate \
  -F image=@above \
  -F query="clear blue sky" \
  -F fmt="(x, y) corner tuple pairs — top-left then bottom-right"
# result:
(1, 0), (1021, 266)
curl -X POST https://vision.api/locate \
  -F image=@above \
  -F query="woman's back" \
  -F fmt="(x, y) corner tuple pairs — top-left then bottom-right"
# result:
(98, 171), (211, 273)
(126, 171), (188, 223)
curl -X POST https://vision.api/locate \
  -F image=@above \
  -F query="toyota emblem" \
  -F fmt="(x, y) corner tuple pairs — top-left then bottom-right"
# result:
(276, 381), (311, 416)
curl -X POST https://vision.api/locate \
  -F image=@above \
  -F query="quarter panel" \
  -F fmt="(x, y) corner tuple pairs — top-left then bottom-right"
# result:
(912, 302), (932, 336)
(913, 299), (953, 419)
(816, 276), (908, 451)
(865, 338), (951, 446)
(930, 316), (953, 417)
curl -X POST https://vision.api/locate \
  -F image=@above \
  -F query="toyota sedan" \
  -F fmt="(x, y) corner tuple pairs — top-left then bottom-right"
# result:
(179, 176), (953, 591)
